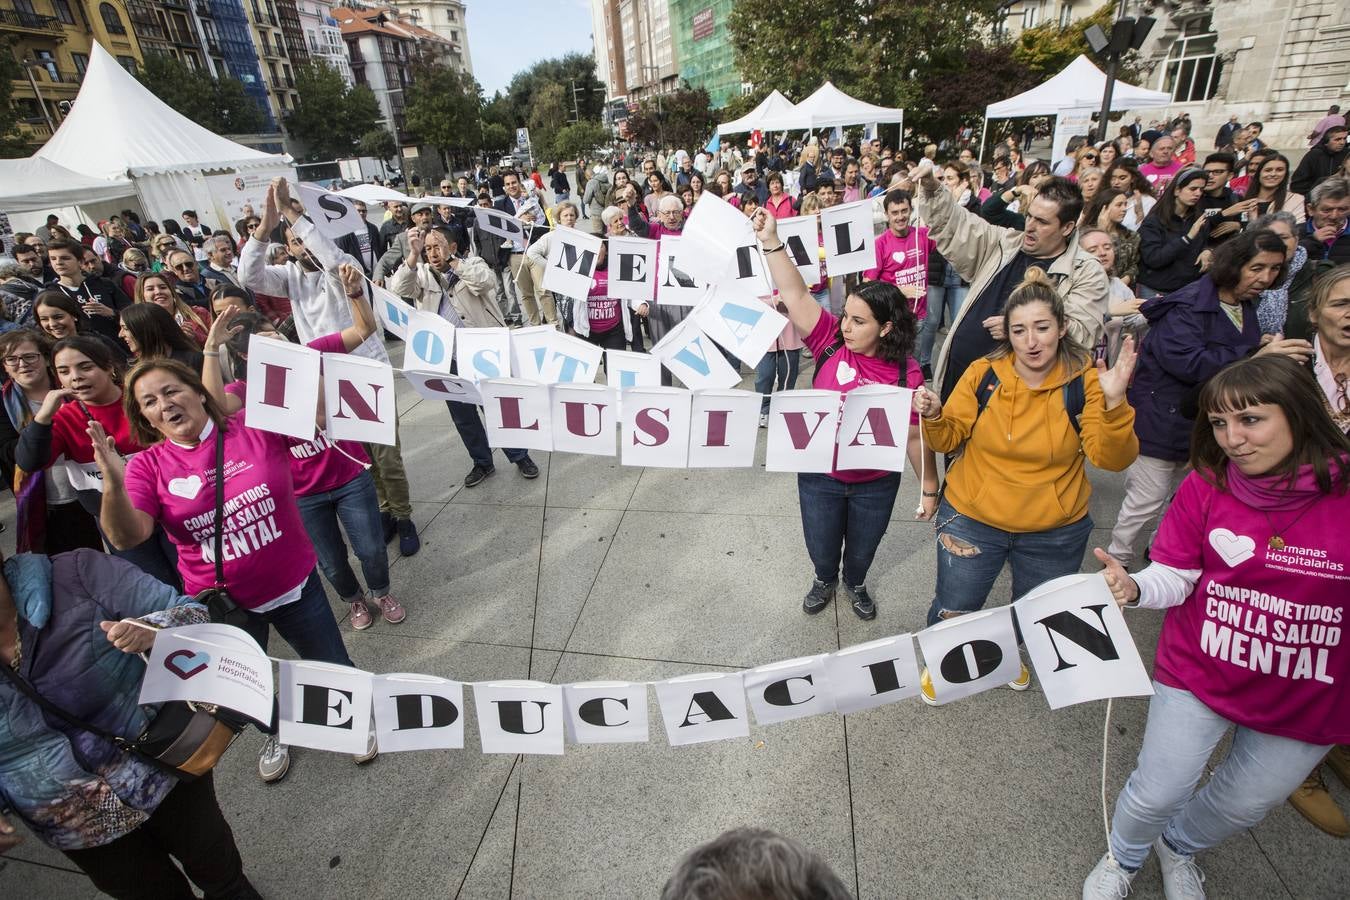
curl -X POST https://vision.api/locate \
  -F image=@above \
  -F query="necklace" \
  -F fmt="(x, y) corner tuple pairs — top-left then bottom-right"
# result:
(1262, 498), (1321, 550)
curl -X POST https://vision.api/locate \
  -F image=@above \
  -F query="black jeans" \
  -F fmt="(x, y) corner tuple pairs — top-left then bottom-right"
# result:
(62, 772), (259, 900)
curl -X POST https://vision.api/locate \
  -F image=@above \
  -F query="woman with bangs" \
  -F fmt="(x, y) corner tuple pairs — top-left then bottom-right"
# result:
(1086, 354), (1350, 898)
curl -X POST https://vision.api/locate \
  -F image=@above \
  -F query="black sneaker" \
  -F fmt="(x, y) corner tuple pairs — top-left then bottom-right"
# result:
(396, 517), (420, 557)
(516, 457), (540, 479)
(464, 464), (495, 488)
(845, 583), (877, 620)
(802, 579), (836, 615)
(381, 511), (397, 544)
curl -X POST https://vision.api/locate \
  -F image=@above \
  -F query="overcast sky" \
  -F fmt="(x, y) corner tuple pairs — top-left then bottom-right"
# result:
(467, 1), (597, 97)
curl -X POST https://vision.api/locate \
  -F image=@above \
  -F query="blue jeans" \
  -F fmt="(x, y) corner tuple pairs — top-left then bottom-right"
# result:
(918, 280), (967, 367)
(798, 472), (901, 587)
(239, 569), (354, 667)
(446, 400), (529, 469)
(755, 349), (801, 413)
(295, 471), (390, 601)
(926, 496), (1093, 625)
(1108, 682), (1331, 870)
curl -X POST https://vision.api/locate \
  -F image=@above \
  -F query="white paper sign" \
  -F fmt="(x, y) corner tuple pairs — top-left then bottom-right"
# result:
(473, 206), (528, 249)
(541, 331), (605, 384)
(551, 383), (618, 456)
(473, 681), (565, 755)
(915, 607), (1023, 706)
(654, 672), (750, 747)
(371, 674), (465, 751)
(402, 369), (482, 406)
(744, 655), (835, 726)
(372, 284), (414, 341)
(62, 458), (109, 493)
(765, 389), (840, 472)
(509, 325), (560, 382)
(693, 293), (788, 370)
(608, 236), (659, 302)
(824, 635), (922, 714)
(774, 215), (824, 287)
(542, 226), (602, 299)
(139, 623), (274, 726)
(278, 660), (373, 755)
(478, 378), (553, 452)
(835, 385), (912, 472)
(1014, 575), (1154, 710)
(687, 389), (761, 468)
(323, 353), (397, 446)
(336, 184), (417, 205)
(652, 318), (741, 391)
(620, 386), (692, 468)
(404, 308), (456, 374)
(455, 327), (512, 382)
(296, 182), (363, 242)
(605, 348), (664, 391)
(244, 334), (321, 440)
(679, 192), (756, 283)
(711, 241), (773, 301)
(562, 681), (650, 744)
(656, 236), (705, 306)
(820, 199), (876, 277)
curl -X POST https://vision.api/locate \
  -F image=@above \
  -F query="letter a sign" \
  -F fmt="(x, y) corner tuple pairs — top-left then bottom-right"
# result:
(542, 226), (602, 299)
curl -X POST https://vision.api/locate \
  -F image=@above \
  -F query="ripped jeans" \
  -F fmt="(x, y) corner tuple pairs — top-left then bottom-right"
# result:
(925, 496), (1093, 626)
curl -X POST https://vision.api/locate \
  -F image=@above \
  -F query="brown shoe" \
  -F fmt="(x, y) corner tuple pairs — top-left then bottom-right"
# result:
(1327, 745), (1350, 789)
(1289, 771), (1349, 838)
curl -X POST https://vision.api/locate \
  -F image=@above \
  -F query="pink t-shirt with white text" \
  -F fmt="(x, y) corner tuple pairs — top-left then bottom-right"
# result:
(864, 227), (935, 320)
(1149, 470), (1350, 745)
(124, 413), (316, 609)
(805, 310), (922, 484)
(586, 269), (622, 333)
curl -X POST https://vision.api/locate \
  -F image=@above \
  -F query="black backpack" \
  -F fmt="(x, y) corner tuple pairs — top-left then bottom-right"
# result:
(973, 366), (1086, 434)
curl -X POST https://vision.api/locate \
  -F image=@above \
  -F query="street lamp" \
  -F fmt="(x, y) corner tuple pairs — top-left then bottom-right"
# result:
(21, 59), (57, 133)
(1086, 12), (1154, 144)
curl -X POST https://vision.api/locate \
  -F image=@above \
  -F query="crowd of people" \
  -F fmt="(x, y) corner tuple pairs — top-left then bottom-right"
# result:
(0, 98), (1346, 899)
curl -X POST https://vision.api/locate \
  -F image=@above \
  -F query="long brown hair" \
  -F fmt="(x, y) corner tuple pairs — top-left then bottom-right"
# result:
(123, 358), (229, 446)
(1191, 356), (1350, 493)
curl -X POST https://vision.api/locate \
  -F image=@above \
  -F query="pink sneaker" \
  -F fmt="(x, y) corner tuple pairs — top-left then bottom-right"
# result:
(349, 599), (373, 630)
(375, 594), (406, 624)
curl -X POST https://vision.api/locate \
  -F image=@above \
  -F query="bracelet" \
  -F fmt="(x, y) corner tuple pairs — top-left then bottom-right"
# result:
(922, 490), (941, 498)
(762, 243), (786, 254)
(203, 349), (220, 356)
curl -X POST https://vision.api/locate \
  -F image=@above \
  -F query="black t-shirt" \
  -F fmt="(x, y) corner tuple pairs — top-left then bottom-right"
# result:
(940, 251), (1058, 401)
(48, 276), (130, 342)
(1197, 188), (1240, 245)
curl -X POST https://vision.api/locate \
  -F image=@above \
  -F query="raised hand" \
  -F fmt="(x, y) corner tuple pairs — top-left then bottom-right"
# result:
(750, 208), (778, 244)
(204, 304), (242, 352)
(914, 386), (942, 420)
(338, 262), (365, 297)
(1094, 548), (1138, 607)
(34, 387), (72, 425)
(87, 420), (125, 486)
(1097, 334), (1137, 409)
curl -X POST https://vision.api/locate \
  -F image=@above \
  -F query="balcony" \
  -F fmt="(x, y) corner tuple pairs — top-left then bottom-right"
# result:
(0, 7), (64, 34)
(206, 38), (220, 54)
(162, 0), (188, 8)
(195, 2), (211, 18)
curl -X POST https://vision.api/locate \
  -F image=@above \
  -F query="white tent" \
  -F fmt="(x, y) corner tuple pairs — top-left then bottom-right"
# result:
(717, 90), (800, 135)
(0, 157), (133, 213)
(984, 55), (1171, 119)
(787, 82), (903, 129)
(35, 43), (293, 229)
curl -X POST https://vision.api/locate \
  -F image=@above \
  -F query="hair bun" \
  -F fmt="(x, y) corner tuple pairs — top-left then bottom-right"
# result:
(1017, 266), (1054, 290)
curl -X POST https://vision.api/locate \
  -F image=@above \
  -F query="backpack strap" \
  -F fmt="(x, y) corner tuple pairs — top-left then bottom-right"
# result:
(974, 367), (1000, 420)
(1062, 373), (1085, 435)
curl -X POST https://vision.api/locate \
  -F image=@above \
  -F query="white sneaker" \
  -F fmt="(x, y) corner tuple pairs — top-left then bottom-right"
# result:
(1154, 837), (1206, 899)
(1083, 852), (1135, 899)
(257, 735), (290, 783)
(353, 730), (378, 765)
(758, 413), (768, 428)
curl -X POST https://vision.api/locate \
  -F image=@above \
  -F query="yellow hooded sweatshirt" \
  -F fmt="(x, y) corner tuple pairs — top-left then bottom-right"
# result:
(923, 355), (1139, 533)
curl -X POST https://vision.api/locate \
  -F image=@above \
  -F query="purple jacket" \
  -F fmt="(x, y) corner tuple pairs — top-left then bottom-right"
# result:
(1128, 275), (1261, 461)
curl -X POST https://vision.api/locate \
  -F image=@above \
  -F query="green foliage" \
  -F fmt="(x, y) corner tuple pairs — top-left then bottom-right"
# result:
(137, 52), (267, 134)
(504, 53), (603, 127)
(623, 86), (714, 152)
(403, 62), (482, 161)
(481, 91), (514, 132)
(0, 38), (28, 157)
(285, 60), (381, 160)
(358, 128), (398, 164)
(912, 42), (1039, 148)
(480, 122), (513, 155)
(549, 120), (610, 164)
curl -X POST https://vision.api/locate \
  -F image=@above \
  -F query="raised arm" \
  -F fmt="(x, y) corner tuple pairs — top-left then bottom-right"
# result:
(337, 263), (377, 350)
(201, 305), (244, 415)
(751, 208), (823, 340)
(89, 421), (155, 550)
(239, 181), (293, 297)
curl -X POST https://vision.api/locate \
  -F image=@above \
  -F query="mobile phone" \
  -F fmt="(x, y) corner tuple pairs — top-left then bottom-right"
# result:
(1203, 208), (1221, 219)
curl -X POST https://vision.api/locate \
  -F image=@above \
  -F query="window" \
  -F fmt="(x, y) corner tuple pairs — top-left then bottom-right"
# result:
(71, 52), (89, 77)
(1058, 3), (1073, 28)
(117, 55), (137, 73)
(446, 8), (454, 21)
(1023, 1), (1040, 29)
(53, 0), (76, 25)
(100, 2), (127, 34)
(14, 0), (35, 15)
(34, 50), (58, 82)
(1161, 17), (1222, 103)
(450, 29), (457, 41)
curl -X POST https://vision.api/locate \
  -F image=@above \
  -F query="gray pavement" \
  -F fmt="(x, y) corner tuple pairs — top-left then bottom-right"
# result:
(2, 341), (1346, 900)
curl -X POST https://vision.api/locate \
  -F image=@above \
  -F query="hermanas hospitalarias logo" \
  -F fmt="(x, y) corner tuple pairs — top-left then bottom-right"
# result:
(1208, 528), (1256, 567)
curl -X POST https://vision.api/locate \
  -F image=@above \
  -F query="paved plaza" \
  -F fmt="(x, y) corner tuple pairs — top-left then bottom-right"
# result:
(2, 342), (1346, 899)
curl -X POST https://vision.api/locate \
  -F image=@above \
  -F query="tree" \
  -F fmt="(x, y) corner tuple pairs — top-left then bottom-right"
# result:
(550, 120), (610, 163)
(624, 86), (714, 152)
(480, 122), (513, 156)
(137, 53), (266, 134)
(1014, 4), (1139, 81)
(0, 38), (28, 157)
(359, 128), (398, 169)
(403, 62), (482, 168)
(504, 54), (603, 126)
(286, 61), (381, 161)
(911, 43), (1038, 148)
(481, 90), (514, 132)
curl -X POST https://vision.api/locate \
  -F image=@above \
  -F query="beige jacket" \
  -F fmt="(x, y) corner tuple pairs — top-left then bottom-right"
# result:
(387, 256), (504, 328)
(914, 181), (1108, 395)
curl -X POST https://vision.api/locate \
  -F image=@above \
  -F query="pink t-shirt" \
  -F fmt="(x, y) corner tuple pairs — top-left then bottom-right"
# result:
(1139, 159), (1184, 191)
(124, 413), (316, 609)
(804, 310), (922, 484)
(586, 269), (622, 333)
(864, 227), (934, 319)
(1149, 470), (1350, 745)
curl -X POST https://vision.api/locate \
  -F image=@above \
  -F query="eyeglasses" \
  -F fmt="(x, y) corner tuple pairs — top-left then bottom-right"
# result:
(1083, 154), (1098, 161)
(172, 262), (196, 272)
(3, 353), (41, 367)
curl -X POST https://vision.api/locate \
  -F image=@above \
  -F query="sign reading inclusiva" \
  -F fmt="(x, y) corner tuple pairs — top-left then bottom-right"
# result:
(138, 576), (1152, 757)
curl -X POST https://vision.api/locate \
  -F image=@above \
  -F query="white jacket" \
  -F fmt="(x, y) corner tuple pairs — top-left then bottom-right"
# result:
(387, 256), (501, 329)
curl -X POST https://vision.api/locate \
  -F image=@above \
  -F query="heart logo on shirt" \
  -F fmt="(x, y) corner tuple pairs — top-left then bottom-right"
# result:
(167, 474), (204, 500)
(1208, 528), (1255, 568)
(835, 359), (857, 386)
(891, 250), (910, 266)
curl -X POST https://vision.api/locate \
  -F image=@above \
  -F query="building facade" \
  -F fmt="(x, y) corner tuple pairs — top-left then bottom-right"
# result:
(296, 0), (351, 83)
(669, 0), (739, 109)
(3, 0), (145, 146)
(241, 0), (303, 125)
(381, 0), (467, 73)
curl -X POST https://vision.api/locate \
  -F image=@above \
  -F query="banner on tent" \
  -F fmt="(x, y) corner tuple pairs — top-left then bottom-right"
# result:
(205, 172), (277, 232)
(138, 575), (1151, 756)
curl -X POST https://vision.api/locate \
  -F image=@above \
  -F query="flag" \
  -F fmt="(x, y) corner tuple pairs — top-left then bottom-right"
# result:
(706, 132), (720, 153)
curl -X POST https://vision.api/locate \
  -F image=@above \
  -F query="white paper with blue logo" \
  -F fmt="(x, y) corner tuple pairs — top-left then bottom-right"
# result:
(454, 327), (511, 382)
(604, 348), (663, 392)
(139, 623), (274, 725)
(403, 307), (456, 373)
(541, 331), (605, 384)
(1014, 574), (1153, 709)
(693, 292), (787, 369)
(651, 317), (740, 390)
(509, 325), (560, 382)
(371, 284), (414, 340)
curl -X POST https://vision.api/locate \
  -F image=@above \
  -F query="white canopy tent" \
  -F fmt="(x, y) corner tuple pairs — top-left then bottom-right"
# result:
(717, 90), (800, 135)
(788, 82), (904, 130)
(980, 55), (1171, 157)
(0, 157), (134, 213)
(35, 43), (294, 231)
